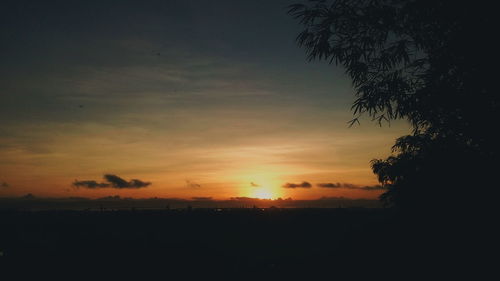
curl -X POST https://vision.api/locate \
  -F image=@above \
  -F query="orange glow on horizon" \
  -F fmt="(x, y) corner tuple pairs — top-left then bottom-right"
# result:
(0, 131), (401, 200)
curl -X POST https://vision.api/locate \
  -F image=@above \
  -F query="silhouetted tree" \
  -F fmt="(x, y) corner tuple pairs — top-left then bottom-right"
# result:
(289, 0), (497, 212)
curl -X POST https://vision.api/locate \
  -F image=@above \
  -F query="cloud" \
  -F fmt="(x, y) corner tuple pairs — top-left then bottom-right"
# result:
(127, 179), (151, 188)
(186, 180), (201, 188)
(1, 181), (8, 188)
(316, 182), (342, 188)
(360, 185), (385, 190)
(342, 183), (358, 189)
(282, 181), (312, 188)
(73, 180), (110, 188)
(316, 182), (385, 191)
(103, 174), (130, 188)
(104, 174), (151, 188)
(250, 182), (260, 187)
(72, 174), (151, 189)
(316, 182), (358, 189)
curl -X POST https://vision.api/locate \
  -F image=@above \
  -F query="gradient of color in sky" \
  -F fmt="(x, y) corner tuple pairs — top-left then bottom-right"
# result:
(0, 0), (409, 200)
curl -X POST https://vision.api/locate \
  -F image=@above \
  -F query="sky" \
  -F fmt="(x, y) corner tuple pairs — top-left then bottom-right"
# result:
(0, 0), (409, 200)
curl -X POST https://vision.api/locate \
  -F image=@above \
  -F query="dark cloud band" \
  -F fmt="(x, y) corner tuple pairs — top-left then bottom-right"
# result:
(282, 181), (312, 188)
(317, 182), (384, 190)
(73, 180), (110, 188)
(73, 174), (151, 189)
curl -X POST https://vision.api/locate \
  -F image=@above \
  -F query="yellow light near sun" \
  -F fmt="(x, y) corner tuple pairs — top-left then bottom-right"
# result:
(247, 179), (283, 199)
(242, 170), (283, 199)
(251, 187), (275, 199)
(220, 163), (290, 199)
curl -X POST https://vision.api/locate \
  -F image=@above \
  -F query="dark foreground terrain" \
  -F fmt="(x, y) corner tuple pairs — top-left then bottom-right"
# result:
(0, 208), (488, 279)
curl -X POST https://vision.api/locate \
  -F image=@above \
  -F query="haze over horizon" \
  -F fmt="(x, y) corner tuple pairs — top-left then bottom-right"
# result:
(0, 0), (409, 200)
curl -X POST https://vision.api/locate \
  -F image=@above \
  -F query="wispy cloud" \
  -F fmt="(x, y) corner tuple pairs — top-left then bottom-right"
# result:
(316, 182), (342, 188)
(186, 180), (201, 188)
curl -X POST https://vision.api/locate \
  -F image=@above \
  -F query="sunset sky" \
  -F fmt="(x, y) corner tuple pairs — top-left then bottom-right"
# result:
(0, 0), (409, 200)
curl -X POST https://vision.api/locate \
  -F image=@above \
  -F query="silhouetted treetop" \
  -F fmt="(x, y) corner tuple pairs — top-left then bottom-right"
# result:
(289, 1), (496, 142)
(289, 0), (497, 211)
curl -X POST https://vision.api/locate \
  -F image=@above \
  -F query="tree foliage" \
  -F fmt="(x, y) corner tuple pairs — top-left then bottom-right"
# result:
(289, 0), (497, 210)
